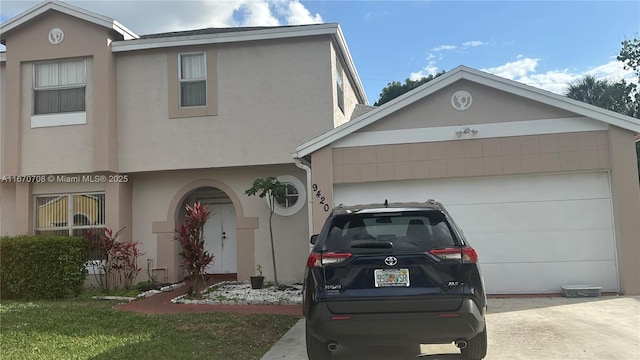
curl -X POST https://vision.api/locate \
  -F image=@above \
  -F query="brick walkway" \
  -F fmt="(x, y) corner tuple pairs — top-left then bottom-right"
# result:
(114, 277), (302, 316)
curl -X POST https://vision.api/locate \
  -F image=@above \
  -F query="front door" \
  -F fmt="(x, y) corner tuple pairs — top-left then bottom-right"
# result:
(203, 204), (237, 274)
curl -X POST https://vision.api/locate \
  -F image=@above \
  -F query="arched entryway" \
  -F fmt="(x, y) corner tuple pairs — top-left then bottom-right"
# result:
(181, 187), (237, 274)
(151, 179), (258, 283)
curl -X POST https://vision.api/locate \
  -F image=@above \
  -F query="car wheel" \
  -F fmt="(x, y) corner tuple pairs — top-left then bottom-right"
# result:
(306, 325), (331, 360)
(461, 323), (487, 359)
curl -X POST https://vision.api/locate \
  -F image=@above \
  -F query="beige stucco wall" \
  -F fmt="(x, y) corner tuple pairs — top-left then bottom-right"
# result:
(20, 61), (95, 174)
(116, 37), (335, 173)
(1, 11), (119, 176)
(608, 126), (640, 295)
(332, 131), (611, 183)
(361, 80), (578, 132)
(332, 43), (361, 127)
(133, 165), (310, 284)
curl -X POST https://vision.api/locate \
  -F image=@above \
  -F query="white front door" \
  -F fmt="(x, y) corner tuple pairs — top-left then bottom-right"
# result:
(202, 204), (237, 274)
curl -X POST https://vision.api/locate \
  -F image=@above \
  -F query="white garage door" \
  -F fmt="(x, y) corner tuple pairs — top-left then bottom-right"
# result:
(333, 172), (618, 294)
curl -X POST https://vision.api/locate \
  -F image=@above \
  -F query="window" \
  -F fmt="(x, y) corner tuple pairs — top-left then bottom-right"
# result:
(335, 58), (344, 112)
(34, 59), (86, 115)
(268, 175), (306, 216)
(35, 193), (105, 249)
(179, 53), (206, 107)
(275, 183), (299, 208)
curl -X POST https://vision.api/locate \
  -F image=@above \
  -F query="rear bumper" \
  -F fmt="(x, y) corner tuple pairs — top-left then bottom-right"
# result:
(306, 298), (485, 346)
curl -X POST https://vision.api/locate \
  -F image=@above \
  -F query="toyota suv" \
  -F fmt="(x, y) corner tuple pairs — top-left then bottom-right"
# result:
(303, 200), (487, 360)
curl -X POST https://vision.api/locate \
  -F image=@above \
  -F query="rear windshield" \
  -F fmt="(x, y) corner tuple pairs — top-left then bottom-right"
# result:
(323, 210), (457, 252)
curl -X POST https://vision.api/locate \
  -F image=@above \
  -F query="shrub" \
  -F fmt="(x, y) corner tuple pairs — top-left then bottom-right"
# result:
(84, 227), (144, 292)
(176, 202), (214, 298)
(0, 235), (87, 299)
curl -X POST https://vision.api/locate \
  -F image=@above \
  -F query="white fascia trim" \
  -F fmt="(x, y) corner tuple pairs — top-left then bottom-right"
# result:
(333, 26), (368, 104)
(0, 1), (138, 40)
(111, 23), (339, 52)
(456, 67), (640, 133)
(332, 117), (608, 148)
(294, 66), (640, 158)
(31, 112), (87, 128)
(294, 72), (464, 157)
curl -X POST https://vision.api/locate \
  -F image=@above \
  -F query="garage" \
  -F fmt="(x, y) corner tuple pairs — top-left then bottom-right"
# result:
(294, 66), (640, 294)
(333, 172), (618, 294)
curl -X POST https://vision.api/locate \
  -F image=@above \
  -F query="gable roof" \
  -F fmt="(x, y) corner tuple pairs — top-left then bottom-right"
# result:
(0, 0), (138, 43)
(294, 65), (640, 158)
(111, 22), (367, 104)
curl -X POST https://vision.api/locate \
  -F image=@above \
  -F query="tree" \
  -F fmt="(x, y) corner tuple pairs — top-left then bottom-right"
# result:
(374, 71), (445, 106)
(176, 202), (214, 298)
(618, 37), (640, 79)
(566, 75), (636, 117)
(245, 177), (286, 286)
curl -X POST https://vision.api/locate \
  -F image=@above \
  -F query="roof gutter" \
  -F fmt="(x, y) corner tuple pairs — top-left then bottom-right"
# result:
(294, 157), (314, 251)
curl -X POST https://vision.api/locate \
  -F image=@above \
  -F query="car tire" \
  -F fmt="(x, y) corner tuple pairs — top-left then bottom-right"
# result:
(306, 324), (331, 360)
(461, 323), (487, 360)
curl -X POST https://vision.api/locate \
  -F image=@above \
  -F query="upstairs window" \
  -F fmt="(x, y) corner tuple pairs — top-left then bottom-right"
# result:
(179, 53), (206, 107)
(335, 58), (344, 113)
(34, 59), (86, 115)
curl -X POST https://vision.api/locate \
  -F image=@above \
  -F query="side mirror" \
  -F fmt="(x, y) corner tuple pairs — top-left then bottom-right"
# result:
(310, 234), (319, 245)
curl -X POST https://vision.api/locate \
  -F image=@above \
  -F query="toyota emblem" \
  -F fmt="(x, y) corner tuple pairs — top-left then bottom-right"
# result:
(384, 256), (398, 266)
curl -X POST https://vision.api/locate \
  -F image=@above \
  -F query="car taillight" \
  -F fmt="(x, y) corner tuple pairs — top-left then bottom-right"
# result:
(429, 247), (478, 263)
(307, 252), (352, 268)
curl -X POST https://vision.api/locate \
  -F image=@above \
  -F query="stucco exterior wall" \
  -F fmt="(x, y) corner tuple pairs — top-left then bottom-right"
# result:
(20, 61), (95, 174)
(116, 37), (335, 173)
(1, 11), (118, 176)
(608, 126), (640, 294)
(332, 131), (611, 183)
(133, 165), (310, 283)
(361, 80), (578, 132)
(332, 43), (360, 127)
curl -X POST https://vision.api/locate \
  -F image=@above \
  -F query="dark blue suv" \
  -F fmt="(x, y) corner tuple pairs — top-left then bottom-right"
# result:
(303, 201), (487, 359)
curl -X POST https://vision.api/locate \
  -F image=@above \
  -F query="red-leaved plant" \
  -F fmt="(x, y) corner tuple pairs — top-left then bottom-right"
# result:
(176, 202), (214, 297)
(85, 227), (143, 291)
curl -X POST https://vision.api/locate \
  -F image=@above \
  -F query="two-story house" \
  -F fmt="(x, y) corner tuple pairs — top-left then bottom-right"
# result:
(0, 0), (367, 284)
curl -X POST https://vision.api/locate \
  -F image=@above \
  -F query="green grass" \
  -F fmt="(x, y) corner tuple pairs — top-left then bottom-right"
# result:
(0, 299), (300, 360)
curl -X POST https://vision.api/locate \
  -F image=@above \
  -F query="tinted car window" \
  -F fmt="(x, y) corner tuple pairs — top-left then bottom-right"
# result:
(324, 210), (457, 252)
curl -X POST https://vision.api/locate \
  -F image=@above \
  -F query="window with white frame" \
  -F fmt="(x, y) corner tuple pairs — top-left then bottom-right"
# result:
(268, 175), (306, 217)
(335, 58), (344, 113)
(34, 59), (86, 115)
(179, 53), (206, 107)
(35, 193), (105, 244)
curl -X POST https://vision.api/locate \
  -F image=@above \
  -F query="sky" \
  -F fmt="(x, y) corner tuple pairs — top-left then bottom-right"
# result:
(1, 0), (639, 104)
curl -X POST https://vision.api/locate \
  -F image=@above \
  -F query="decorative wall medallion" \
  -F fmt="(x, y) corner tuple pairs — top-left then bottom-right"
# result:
(48, 28), (64, 45)
(451, 90), (472, 111)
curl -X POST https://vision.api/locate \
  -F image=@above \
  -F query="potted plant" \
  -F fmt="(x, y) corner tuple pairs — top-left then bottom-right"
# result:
(250, 264), (265, 289)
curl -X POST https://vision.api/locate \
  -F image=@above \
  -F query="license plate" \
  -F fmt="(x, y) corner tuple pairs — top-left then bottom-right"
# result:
(374, 269), (410, 287)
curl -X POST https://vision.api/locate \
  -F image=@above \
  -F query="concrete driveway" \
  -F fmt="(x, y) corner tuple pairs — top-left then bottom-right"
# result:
(261, 296), (640, 360)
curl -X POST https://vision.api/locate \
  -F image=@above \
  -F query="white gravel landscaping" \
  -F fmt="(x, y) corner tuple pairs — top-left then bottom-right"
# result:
(172, 281), (303, 305)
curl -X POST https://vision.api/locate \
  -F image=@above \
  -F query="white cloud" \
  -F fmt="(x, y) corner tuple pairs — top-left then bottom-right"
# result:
(482, 56), (539, 79)
(462, 41), (488, 47)
(431, 45), (457, 52)
(410, 64), (439, 80)
(242, 1), (280, 26)
(481, 57), (637, 94)
(282, 0), (323, 24)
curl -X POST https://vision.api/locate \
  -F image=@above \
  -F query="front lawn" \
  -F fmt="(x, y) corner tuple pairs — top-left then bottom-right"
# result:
(0, 299), (299, 360)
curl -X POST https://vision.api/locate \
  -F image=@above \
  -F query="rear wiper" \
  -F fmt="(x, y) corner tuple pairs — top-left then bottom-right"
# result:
(350, 241), (393, 249)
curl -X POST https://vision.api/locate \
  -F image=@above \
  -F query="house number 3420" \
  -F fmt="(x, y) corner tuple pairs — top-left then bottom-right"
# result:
(312, 184), (330, 212)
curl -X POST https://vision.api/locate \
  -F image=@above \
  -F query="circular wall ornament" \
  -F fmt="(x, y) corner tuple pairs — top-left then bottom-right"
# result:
(451, 90), (472, 111)
(48, 28), (65, 45)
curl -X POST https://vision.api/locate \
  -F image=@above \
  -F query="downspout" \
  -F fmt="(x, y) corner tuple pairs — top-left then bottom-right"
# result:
(295, 157), (314, 253)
